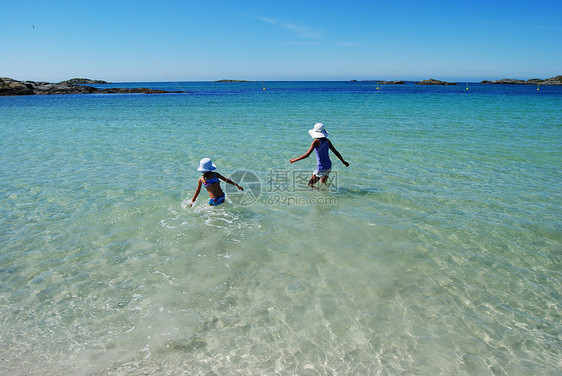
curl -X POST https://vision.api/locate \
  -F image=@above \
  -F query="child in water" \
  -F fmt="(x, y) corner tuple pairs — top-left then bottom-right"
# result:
(190, 158), (244, 207)
(290, 123), (349, 187)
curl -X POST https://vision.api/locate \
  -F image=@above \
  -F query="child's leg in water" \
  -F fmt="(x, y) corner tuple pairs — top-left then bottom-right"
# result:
(308, 175), (320, 187)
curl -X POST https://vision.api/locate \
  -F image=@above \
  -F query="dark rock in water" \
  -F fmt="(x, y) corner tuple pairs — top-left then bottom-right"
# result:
(97, 87), (176, 94)
(0, 78), (35, 95)
(416, 79), (457, 85)
(0, 77), (99, 95)
(34, 82), (98, 95)
(0, 77), (186, 96)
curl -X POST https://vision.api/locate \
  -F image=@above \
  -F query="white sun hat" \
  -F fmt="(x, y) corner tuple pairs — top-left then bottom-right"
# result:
(197, 158), (217, 172)
(308, 122), (329, 138)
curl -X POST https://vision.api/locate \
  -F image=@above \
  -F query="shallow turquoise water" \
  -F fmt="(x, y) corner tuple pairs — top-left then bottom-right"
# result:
(1, 82), (561, 375)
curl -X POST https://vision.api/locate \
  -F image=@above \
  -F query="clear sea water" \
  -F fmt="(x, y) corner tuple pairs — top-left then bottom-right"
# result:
(0, 81), (560, 375)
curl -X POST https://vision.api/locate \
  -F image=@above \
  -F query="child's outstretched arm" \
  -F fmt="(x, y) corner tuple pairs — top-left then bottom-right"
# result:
(290, 140), (319, 164)
(329, 141), (350, 167)
(218, 173), (244, 191)
(190, 178), (203, 206)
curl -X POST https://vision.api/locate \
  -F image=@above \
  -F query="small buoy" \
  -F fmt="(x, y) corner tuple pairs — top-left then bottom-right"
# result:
(466, 83), (469, 90)
(537, 85), (540, 91)
(376, 83), (379, 90)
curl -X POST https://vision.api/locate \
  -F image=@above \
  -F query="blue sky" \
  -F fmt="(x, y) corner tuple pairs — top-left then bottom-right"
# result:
(1, 0), (561, 82)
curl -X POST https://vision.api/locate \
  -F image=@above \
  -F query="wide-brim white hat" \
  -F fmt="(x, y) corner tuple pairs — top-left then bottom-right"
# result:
(197, 157), (217, 172)
(308, 122), (329, 138)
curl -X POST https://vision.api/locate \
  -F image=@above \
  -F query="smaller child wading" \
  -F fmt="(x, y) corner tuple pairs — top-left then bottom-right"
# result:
(190, 158), (244, 207)
(290, 123), (349, 187)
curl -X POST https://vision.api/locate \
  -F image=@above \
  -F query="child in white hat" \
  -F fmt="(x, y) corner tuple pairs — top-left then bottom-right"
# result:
(189, 158), (243, 206)
(290, 123), (349, 187)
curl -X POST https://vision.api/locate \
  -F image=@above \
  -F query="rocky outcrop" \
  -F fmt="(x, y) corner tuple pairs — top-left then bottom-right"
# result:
(59, 78), (109, 85)
(416, 79), (457, 85)
(0, 78), (35, 95)
(0, 78), (185, 96)
(481, 75), (562, 85)
(532, 75), (562, 85)
(0, 78), (96, 95)
(481, 79), (521, 85)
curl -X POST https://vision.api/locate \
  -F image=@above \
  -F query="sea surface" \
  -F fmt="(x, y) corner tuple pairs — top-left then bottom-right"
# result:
(1, 81), (560, 375)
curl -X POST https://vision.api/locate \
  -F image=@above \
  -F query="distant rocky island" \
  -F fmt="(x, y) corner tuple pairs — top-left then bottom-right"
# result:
(379, 81), (405, 85)
(350, 75), (561, 86)
(350, 80), (405, 84)
(416, 79), (457, 86)
(59, 78), (109, 85)
(0, 78), (186, 96)
(214, 79), (253, 82)
(415, 76), (561, 85)
(351, 79), (456, 85)
(480, 75), (562, 85)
